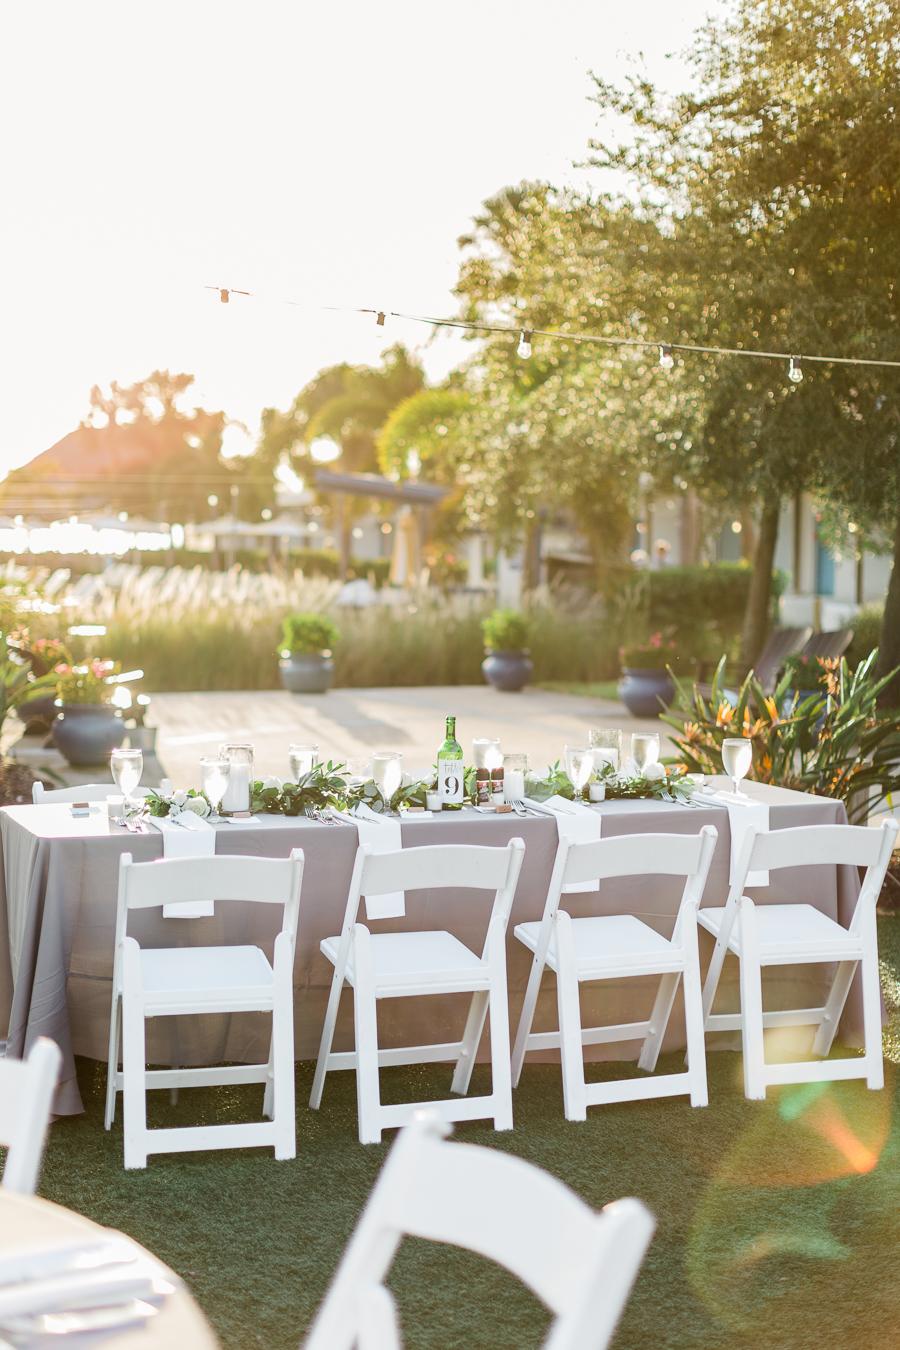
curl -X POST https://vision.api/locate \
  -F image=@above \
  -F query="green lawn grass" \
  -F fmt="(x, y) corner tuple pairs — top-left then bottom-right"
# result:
(31, 914), (900, 1349)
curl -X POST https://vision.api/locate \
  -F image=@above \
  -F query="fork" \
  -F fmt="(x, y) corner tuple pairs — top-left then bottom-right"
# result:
(506, 799), (530, 817)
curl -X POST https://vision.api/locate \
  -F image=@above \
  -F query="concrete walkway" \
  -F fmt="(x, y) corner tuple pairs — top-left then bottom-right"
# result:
(149, 686), (674, 787)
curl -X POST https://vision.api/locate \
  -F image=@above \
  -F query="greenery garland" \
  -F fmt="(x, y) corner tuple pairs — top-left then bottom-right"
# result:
(525, 760), (696, 804)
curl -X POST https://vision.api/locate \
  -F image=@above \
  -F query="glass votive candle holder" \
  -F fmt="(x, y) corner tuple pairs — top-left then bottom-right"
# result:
(472, 738), (502, 770)
(425, 790), (441, 811)
(502, 753), (527, 801)
(289, 744), (318, 782)
(219, 742), (253, 813)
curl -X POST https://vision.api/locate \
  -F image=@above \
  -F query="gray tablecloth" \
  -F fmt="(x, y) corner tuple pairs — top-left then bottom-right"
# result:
(0, 782), (861, 1115)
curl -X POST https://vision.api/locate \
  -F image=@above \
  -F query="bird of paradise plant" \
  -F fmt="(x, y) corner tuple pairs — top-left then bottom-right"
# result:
(663, 650), (900, 824)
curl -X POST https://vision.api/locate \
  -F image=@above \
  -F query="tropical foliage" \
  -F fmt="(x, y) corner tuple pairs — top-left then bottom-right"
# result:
(279, 612), (340, 656)
(665, 652), (900, 823)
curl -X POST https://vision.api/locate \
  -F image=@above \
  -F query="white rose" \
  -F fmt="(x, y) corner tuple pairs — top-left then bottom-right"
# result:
(171, 789), (188, 807)
(261, 775), (283, 791)
(185, 796), (210, 818)
(643, 762), (666, 782)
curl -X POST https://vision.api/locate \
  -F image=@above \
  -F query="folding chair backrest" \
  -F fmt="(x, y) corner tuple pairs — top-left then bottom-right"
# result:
(0, 1038), (62, 1194)
(746, 822), (894, 875)
(357, 840), (525, 927)
(117, 850), (304, 943)
(304, 1114), (654, 1350)
(561, 829), (717, 891)
(740, 820), (897, 931)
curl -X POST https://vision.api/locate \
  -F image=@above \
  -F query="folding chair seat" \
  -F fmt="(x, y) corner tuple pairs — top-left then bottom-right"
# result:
(512, 826), (718, 1117)
(310, 839), (525, 1144)
(105, 849), (304, 1168)
(699, 819), (897, 1098)
(304, 1112), (655, 1350)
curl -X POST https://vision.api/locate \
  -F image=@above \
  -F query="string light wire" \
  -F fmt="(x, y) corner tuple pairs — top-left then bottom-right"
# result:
(204, 287), (900, 372)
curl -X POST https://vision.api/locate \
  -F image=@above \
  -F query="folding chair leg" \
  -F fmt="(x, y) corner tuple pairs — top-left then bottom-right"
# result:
(638, 973), (679, 1073)
(555, 913), (587, 1122)
(263, 1028), (275, 1120)
(859, 934), (885, 1091)
(272, 975), (297, 1158)
(702, 930), (729, 1025)
(104, 992), (120, 1130)
(450, 991), (489, 1096)
(738, 898), (766, 1100)
(310, 965), (345, 1110)
(680, 915), (709, 1107)
(353, 925), (383, 1145)
(486, 923), (513, 1130)
(812, 960), (857, 1057)
(511, 951), (546, 1087)
(122, 993), (148, 1167)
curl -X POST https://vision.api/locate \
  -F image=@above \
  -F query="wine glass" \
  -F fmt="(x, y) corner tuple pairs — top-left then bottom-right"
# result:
(589, 727), (622, 775)
(110, 748), (142, 805)
(631, 733), (660, 774)
(289, 744), (318, 783)
(564, 745), (593, 796)
(371, 751), (403, 808)
(722, 737), (753, 797)
(200, 756), (231, 818)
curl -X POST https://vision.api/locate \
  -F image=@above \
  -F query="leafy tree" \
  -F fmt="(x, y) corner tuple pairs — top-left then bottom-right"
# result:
(257, 346), (424, 572)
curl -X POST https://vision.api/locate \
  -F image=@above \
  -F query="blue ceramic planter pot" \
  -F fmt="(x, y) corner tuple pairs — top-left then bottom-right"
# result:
(279, 653), (334, 694)
(482, 650), (534, 693)
(618, 667), (676, 718)
(51, 704), (126, 766)
(18, 692), (59, 734)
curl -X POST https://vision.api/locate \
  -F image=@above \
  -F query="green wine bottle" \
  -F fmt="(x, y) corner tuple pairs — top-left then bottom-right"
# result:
(437, 714), (464, 810)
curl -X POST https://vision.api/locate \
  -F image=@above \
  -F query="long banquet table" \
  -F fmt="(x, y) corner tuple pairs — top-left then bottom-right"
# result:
(0, 780), (864, 1115)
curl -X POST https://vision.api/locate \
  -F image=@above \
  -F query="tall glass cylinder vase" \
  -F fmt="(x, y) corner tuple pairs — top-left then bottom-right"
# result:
(219, 743), (253, 813)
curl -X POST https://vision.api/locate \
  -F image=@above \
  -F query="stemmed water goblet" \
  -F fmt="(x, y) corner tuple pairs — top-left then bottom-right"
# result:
(631, 733), (660, 775)
(111, 748), (142, 806)
(721, 737), (753, 797)
(564, 745), (593, 798)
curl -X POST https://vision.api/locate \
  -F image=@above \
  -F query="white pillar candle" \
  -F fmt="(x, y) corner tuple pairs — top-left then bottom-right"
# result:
(221, 762), (251, 813)
(504, 768), (526, 800)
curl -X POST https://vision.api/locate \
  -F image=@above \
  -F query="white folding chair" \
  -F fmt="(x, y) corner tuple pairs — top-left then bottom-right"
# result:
(511, 827), (718, 1118)
(32, 782), (150, 803)
(304, 1111), (654, 1350)
(0, 1038), (62, 1194)
(699, 819), (897, 1098)
(105, 849), (304, 1168)
(310, 839), (525, 1144)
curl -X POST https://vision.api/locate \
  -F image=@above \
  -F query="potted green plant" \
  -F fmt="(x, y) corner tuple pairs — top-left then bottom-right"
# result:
(15, 636), (72, 734)
(618, 633), (679, 717)
(279, 613), (340, 694)
(481, 609), (533, 692)
(51, 660), (126, 765)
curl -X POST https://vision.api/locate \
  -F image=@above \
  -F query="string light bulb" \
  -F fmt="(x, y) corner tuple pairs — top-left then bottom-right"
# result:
(788, 356), (804, 384)
(517, 329), (533, 359)
(376, 311), (386, 327)
(658, 344), (675, 370)
(219, 289), (230, 304)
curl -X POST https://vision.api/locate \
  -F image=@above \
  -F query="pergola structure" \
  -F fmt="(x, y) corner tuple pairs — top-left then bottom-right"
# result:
(312, 468), (450, 579)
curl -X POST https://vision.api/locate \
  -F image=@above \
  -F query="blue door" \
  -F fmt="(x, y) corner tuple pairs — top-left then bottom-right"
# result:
(815, 534), (835, 596)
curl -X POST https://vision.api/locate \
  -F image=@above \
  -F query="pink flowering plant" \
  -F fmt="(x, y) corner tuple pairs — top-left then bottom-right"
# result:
(620, 631), (680, 671)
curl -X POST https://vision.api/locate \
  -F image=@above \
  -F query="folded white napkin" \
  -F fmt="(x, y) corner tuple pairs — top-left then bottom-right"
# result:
(694, 789), (769, 887)
(526, 795), (603, 893)
(337, 803), (405, 920)
(152, 813), (217, 916)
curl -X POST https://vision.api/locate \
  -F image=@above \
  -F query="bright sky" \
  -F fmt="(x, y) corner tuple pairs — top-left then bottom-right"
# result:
(0, 0), (717, 475)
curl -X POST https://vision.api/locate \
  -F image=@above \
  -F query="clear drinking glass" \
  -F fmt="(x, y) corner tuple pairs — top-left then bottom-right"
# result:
(371, 751), (403, 806)
(589, 727), (623, 774)
(503, 753), (528, 801)
(631, 732), (660, 774)
(200, 756), (231, 818)
(721, 737), (753, 796)
(564, 745), (593, 795)
(110, 748), (142, 804)
(472, 738), (502, 770)
(289, 744), (318, 782)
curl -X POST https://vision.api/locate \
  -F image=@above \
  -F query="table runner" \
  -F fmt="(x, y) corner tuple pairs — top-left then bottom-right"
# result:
(0, 780), (863, 1115)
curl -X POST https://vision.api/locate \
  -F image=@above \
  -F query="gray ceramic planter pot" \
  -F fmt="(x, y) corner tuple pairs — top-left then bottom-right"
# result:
(481, 650), (534, 693)
(280, 653), (335, 695)
(618, 668), (676, 718)
(18, 692), (59, 735)
(51, 704), (126, 766)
